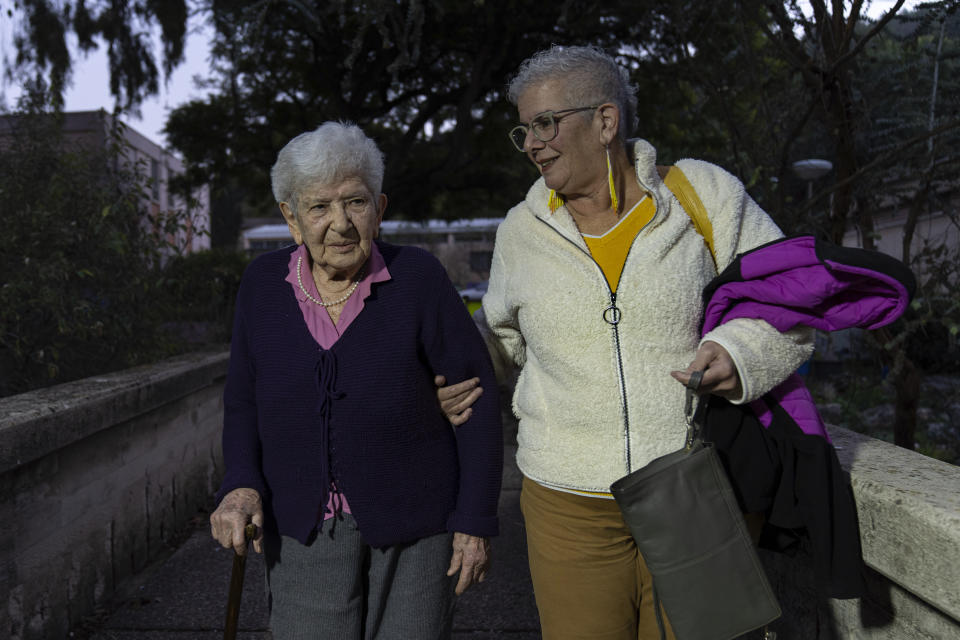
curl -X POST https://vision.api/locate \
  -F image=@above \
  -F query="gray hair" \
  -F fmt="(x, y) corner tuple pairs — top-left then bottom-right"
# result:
(270, 121), (385, 213)
(507, 45), (638, 140)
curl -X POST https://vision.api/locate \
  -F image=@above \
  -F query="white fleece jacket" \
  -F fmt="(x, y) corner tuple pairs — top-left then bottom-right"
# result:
(480, 138), (814, 493)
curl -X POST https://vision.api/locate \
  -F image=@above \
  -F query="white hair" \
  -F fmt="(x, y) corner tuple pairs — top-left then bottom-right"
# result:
(270, 121), (385, 213)
(507, 45), (638, 140)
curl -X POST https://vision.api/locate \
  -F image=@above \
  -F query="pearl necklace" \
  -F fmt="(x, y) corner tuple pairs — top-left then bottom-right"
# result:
(296, 255), (364, 307)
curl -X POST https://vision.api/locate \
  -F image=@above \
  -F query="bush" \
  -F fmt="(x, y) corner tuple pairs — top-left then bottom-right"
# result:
(0, 101), (197, 396)
(157, 249), (249, 343)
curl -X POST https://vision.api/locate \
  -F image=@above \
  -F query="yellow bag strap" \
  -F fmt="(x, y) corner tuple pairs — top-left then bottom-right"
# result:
(657, 165), (716, 270)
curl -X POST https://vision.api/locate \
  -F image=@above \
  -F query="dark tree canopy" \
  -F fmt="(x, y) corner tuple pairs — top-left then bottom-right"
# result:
(8, 0), (798, 223)
(5, 1), (960, 448)
(162, 0), (676, 222)
(7, 1), (958, 223)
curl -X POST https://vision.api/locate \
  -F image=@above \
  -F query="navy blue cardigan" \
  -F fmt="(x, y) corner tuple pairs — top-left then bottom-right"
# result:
(216, 241), (503, 548)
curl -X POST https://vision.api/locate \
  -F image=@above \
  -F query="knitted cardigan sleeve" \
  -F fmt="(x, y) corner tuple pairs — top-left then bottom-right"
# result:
(416, 255), (503, 537)
(677, 159), (815, 404)
(216, 262), (269, 504)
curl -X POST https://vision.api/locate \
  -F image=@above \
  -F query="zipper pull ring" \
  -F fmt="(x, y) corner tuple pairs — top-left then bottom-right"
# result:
(603, 305), (621, 325)
(603, 292), (621, 325)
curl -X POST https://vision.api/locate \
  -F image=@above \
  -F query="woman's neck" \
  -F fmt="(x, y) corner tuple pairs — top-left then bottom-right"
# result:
(565, 147), (643, 236)
(310, 259), (365, 294)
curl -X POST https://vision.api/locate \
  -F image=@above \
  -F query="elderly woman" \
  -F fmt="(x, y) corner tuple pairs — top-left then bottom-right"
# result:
(439, 46), (814, 639)
(210, 122), (503, 640)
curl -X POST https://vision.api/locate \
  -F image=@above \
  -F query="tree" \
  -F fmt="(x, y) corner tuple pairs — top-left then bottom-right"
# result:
(720, 1), (960, 451)
(162, 0), (672, 225)
(855, 6), (960, 450)
(0, 97), (175, 395)
(6, 0), (959, 452)
(4, 0), (187, 110)
(5, 1), (736, 231)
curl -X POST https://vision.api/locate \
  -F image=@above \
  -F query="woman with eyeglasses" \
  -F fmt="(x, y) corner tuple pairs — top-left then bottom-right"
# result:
(437, 45), (814, 639)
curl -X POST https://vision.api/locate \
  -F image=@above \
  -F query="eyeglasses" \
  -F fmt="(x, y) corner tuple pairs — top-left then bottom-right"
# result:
(508, 105), (600, 151)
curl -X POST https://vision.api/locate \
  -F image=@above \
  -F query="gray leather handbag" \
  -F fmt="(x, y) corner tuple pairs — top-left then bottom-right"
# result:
(610, 372), (780, 640)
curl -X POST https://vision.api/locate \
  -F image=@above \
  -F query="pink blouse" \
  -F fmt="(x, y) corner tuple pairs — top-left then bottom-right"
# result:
(285, 243), (392, 520)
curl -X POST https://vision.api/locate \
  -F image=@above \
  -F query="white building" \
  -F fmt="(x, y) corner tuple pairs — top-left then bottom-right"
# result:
(842, 194), (959, 268)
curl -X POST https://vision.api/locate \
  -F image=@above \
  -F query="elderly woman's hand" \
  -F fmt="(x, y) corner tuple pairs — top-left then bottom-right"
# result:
(447, 532), (491, 595)
(670, 340), (743, 401)
(434, 375), (484, 426)
(210, 488), (264, 555)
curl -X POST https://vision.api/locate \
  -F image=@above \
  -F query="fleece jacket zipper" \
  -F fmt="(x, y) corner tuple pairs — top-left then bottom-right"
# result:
(535, 217), (634, 474)
(532, 178), (663, 474)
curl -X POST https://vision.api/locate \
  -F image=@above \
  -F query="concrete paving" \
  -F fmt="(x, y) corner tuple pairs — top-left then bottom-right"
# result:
(79, 411), (542, 639)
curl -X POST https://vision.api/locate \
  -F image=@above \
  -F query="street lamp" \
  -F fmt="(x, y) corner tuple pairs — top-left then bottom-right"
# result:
(791, 159), (833, 201)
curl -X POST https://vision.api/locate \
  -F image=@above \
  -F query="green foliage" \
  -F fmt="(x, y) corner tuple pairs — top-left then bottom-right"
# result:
(616, 1), (810, 213)
(854, 8), (960, 384)
(163, 0), (651, 224)
(807, 362), (892, 433)
(156, 248), (249, 342)
(807, 364), (960, 465)
(4, 1), (959, 455)
(0, 102), (154, 393)
(894, 285), (960, 375)
(0, 95), (226, 397)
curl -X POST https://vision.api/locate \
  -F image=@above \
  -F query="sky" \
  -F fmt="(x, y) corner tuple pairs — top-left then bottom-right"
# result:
(0, 8), (214, 148)
(0, 0), (922, 149)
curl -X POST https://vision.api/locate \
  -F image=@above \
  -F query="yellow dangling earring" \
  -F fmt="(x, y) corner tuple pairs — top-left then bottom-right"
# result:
(606, 146), (619, 214)
(548, 189), (564, 213)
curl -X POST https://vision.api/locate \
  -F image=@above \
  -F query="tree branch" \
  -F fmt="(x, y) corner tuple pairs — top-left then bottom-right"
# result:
(830, 0), (907, 72)
(801, 118), (960, 215)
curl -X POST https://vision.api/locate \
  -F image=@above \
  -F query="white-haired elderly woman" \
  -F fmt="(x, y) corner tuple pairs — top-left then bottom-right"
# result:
(210, 121), (503, 639)
(437, 46), (813, 639)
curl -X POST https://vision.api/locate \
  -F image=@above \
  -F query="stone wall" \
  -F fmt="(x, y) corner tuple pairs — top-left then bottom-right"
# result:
(762, 426), (960, 639)
(0, 351), (228, 640)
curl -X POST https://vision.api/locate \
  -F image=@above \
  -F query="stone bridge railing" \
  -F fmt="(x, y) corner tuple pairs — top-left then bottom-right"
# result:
(1, 351), (228, 640)
(763, 426), (960, 639)
(1, 352), (958, 639)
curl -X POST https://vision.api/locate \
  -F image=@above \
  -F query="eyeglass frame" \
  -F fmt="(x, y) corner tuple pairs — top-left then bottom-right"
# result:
(508, 105), (601, 152)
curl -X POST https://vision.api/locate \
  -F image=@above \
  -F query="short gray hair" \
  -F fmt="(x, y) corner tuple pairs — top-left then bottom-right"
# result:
(271, 121), (385, 212)
(507, 45), (638, 140)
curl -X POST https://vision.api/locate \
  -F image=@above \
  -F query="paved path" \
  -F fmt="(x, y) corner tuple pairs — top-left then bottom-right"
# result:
(81, 412), (541, 639)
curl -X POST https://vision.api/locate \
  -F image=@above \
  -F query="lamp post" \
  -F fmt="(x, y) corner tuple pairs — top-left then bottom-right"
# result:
(791, 158), (833, 202)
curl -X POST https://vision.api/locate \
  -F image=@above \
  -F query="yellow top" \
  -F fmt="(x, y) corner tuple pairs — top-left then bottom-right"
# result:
(582, 195), (656, 292)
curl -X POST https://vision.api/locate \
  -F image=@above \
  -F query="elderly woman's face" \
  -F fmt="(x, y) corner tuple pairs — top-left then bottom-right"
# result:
(281, 176), (386, 278)
(517, 79), (605, 197)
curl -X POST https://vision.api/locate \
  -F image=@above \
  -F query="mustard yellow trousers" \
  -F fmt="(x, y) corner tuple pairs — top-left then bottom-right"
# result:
(520, 476), (677, 640)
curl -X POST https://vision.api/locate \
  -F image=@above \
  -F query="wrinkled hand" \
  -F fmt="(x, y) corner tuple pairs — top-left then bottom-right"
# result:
(670, 341), (742, 400)
(447, 533), (491, 595)
(434, 375), (483, 426)
(210, 487), (264, 555)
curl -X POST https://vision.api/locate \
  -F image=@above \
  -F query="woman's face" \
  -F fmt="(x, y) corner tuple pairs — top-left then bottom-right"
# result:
(516, 79), (605, 197)
(280, 176), (386, 279)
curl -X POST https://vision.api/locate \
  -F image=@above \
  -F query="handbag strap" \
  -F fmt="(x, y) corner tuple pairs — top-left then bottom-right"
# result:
(657, 165), (717, 270)
(683, 370), (704, 449)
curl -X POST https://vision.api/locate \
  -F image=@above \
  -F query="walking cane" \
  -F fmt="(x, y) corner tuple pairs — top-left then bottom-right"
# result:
(224, 523), (257, 640)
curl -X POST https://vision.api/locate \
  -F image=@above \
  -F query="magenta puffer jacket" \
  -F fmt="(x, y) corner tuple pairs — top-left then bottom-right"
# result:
(697, 235), (915, 599)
